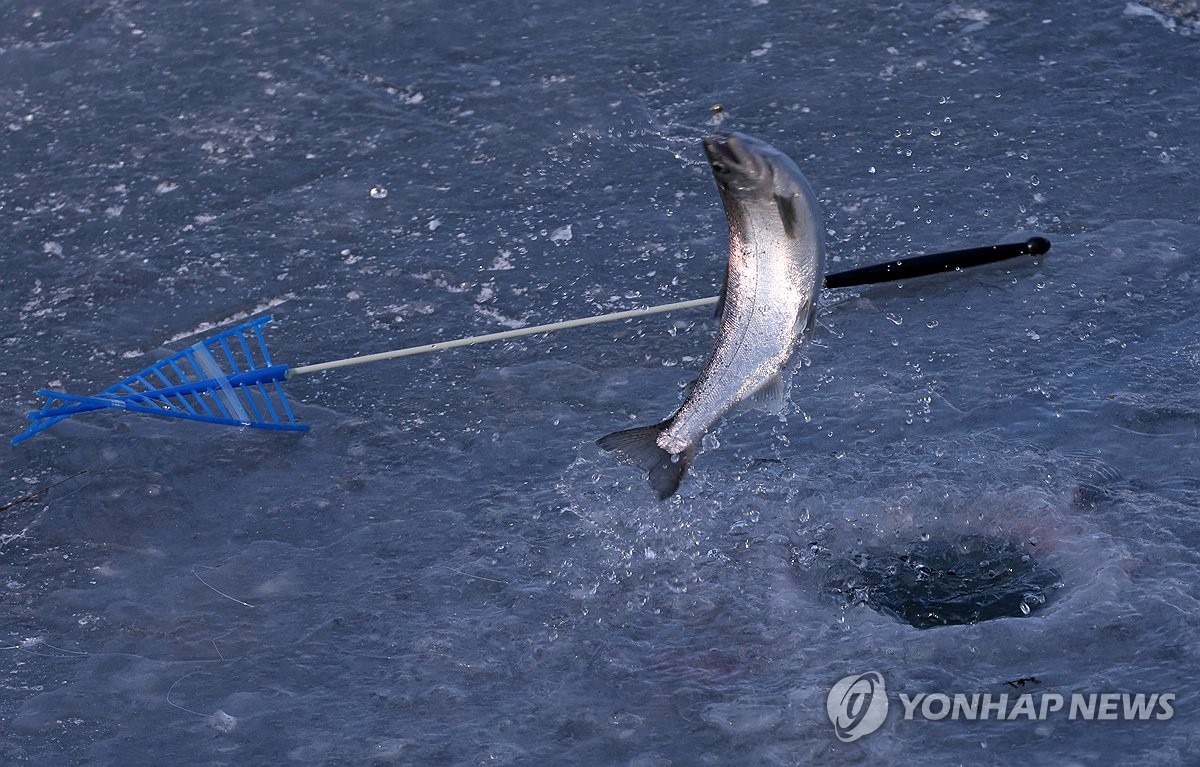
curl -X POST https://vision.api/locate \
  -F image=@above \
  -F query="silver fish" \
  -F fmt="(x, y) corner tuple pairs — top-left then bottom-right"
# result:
(597, 131), (826, 499)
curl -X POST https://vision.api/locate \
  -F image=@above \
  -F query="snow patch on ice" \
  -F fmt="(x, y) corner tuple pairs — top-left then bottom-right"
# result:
(474, 306), (527, 328)
(163, 293), (298, 344)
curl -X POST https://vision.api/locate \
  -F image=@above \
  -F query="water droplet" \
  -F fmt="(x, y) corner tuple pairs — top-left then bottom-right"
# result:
(369, 185), (388, 199)
(1029, 175), (1040, 187)
(886, 313), (903, 325)
(549, 223), (573, 245)
(926, 319), (939, 329)
(930, 127), (941, 137)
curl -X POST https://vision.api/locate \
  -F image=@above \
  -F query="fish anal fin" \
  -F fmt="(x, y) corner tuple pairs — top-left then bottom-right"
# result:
(749, 373), (787, 414)
(798, 301), (817, 338)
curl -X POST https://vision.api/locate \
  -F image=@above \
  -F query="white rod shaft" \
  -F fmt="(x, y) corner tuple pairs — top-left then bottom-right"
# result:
(288, 295), (719, 376)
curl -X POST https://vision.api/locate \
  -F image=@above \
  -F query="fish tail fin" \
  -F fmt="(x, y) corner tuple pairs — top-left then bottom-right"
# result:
(596, 418), (694, 500)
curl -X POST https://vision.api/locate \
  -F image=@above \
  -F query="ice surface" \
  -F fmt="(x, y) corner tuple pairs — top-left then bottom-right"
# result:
(3, 0), (1200, 764)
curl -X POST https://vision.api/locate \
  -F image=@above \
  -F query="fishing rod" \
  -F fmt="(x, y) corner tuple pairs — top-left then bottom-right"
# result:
(11, 236), (1048, 445)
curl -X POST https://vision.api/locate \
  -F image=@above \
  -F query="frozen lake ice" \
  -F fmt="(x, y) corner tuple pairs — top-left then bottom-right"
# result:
(3, 1), (1200, 764)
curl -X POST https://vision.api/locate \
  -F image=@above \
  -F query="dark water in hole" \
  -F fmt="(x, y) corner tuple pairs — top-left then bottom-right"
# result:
(824, 534), (1064, 629)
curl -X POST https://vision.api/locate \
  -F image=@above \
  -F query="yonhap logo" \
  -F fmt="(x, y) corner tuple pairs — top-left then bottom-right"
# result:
(826, 671), (1176, 742)
(827, 672), (889, 742)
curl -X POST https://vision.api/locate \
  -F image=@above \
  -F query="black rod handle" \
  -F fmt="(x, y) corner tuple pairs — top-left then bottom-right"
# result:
(823, 236), (1050, 290)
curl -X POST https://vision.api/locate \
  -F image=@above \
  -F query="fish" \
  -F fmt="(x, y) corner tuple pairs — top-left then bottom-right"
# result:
(597, 131), (826, 499)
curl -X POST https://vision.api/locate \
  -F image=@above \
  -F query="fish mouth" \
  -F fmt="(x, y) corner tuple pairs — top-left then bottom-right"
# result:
(703, 132), (745, 171)
(703, 132), (768, 189)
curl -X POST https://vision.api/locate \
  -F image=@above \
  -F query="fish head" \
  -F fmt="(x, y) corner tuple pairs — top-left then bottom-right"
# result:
(703, 131), (821, 243)
(703, 131), (794, 198)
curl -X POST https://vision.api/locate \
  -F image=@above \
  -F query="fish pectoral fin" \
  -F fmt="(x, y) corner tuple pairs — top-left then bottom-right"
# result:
(775, 193), (798, 239)
(748, 373), (787, 414)
(596, 418), (694, 500)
